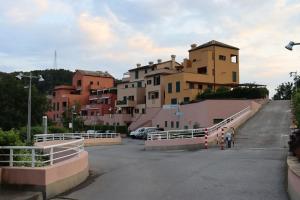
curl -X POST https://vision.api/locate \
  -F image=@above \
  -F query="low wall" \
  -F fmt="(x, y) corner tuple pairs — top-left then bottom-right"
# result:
(145, 100), (265, 151)
(0, 151), (89, 199)
(287, 156), (300, 200)
(84, 137), (122, 147)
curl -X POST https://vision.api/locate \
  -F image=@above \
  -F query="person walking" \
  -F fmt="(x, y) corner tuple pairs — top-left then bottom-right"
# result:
(225, 131), (232, 148)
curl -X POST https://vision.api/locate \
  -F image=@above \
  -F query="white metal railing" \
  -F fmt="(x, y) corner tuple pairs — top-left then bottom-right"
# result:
(0, 134), (84, 167)
(34, 132), (120, 143)
(148, 106), (251, 141)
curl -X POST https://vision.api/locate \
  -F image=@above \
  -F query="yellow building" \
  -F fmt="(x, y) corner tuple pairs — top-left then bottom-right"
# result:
(164, 40), (239, 104)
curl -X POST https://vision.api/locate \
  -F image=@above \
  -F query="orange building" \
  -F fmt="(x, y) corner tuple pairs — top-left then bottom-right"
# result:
(47, 70), (114, 123)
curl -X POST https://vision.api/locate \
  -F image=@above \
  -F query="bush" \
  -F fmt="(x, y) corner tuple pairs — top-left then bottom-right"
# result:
(0, 129), (24, 146)
(197, 87), (269, 100)
(48, 126), (69, 133)
(292, 91), (300, 127)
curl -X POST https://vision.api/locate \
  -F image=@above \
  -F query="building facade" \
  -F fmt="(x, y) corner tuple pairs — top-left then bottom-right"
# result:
(47, 70), (115, 123)
(163, 40), (239, 104)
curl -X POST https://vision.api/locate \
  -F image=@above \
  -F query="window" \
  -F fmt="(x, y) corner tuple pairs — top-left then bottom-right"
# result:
(176, 81), (180, 92)
(53, 103), (55, 111)
(165, 121), (168, 127)
(198, 66), (207, 74)
(53, 92), (56, 97)
(97, 81), (99, 85)
(189, 83), (194, 89)
(147, 80), (152, 85)
(135, 109), (139, 113)
(142, 108), (145, 114)
(90, 81), (93, 85)
(219, 55), (226, 61)
(231, 55), (238, 63)
(171, 121), (174, 128)
(145, 69), (148, 74)
(198, 84), (203, 89)
(207, 84), (213, 89)
(153, 76), (160, 85)
(184, 125), (188, 129)
(132, 84), (135, 88)
(135, 71), (139, 79)
(213, 118), (224, 124)
(62, 102), (67, 108)
(77, 80), (82, 87)
(148, 91), (159, 99)
(125, 85), (128, 88)
(183, 97), (190, 103)
(232, 71), (237, 82)
(193, 59), (197, 62)
(168, 83), (172, 93)
(176, 121), (179, 128)
(137, 81), (142, 88)
(56, 102), (59, 111)
(171, 98), (177, 105)
(128, 96), (134, 101)
(91, 111), (94, 116)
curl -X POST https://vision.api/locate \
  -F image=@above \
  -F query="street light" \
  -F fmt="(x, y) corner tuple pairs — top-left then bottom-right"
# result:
(285, 41), (300, 51)
(109, 107), (121, 133)
(16, 72), (44, 143)
(290, 71), (298, 91)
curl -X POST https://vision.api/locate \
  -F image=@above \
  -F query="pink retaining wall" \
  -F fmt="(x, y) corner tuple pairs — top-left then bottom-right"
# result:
(145, 100), (263, 150)
(287, 156), (300, 200)
(84, 137), (122, 146)
(1, 151), (89, 199)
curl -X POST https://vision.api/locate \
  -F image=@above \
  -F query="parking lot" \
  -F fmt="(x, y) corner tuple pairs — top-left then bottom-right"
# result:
(55, 101), (290, 200)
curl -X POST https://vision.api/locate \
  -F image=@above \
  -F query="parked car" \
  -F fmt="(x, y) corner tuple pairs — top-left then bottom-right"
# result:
(136, 127), (164, 140)
(130, 127), (146, 138)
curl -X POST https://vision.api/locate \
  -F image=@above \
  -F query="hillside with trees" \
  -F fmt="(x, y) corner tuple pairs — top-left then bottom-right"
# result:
(0, 69), (73, 130)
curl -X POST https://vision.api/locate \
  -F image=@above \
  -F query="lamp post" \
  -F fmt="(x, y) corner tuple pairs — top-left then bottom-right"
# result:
(285, 41), (300, 51)
(109, 107), (121, 133)
(290, 71), (298, 92)
(16, 72), (44, 143)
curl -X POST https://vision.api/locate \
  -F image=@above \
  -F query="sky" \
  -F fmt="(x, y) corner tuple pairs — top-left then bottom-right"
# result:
(0, 0), (300, 96)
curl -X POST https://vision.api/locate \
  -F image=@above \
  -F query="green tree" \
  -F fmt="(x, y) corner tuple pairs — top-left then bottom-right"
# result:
(273, 82), (293, 100)
(0, 73), (48, 130)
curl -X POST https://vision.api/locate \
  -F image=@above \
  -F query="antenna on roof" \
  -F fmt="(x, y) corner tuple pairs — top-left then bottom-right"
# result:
(53, 50), (57, 69)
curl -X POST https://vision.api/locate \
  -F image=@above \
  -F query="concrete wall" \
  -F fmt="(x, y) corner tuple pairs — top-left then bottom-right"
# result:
(145, 100), (263, 150)
(287, 156), (300, 200)
(84, 137), (122, 146)
(0, 151), (89, 199)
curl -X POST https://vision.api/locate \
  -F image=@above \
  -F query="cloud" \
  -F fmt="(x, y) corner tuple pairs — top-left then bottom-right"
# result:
(78, 13), (115, 46)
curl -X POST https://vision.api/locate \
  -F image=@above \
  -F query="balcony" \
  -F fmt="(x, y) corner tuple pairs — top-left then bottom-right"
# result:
(116, 99), (136, 107)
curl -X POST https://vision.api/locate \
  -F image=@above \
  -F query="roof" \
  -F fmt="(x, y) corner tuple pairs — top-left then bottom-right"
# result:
(76, 70), (114, 78)
(54, 85), (75, 90)
(189, 40), (239, 52)
(144, 68), (178, 77)
(128, 60), (180, 72)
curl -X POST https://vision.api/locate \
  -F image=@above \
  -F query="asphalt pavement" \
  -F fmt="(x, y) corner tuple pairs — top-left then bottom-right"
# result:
(54, 100), (290, 200)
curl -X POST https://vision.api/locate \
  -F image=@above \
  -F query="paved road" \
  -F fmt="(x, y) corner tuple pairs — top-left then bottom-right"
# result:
(55, 100), (290, 200)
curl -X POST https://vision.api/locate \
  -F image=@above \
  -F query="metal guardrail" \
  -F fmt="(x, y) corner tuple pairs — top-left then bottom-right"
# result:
(0, 134), (84, 167)
(147, 106), (251, 141)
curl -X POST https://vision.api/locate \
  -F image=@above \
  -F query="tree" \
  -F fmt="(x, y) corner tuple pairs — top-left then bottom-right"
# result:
(0, 73), (48, 130)
(273, 82), (293, 100)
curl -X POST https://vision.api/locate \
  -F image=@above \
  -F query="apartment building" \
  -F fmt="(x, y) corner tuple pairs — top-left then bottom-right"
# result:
(47, 70), (114, 122)
(116, 55), (181, 115)
(163, 40), (239, 104)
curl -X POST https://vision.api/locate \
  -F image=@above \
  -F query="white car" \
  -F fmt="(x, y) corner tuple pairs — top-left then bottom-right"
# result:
(130, 127), (158, 139)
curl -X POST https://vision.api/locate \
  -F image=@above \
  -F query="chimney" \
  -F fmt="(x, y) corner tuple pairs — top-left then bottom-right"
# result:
(157, 59), (162, 63)
(149, 61), (154, 65)
(191, 43), (197, 49)
(171, 55), (176, 61)
(136, 63), (141, 68)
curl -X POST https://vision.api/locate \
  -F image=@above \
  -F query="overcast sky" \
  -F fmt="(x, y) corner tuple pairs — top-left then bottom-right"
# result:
(0, 0), (300, 95)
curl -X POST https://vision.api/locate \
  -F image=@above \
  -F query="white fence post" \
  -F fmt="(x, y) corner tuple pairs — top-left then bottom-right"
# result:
(192, 130), (194, 138)
(31, 149), (35, 167)
(9, 149), (13, 167)
(50, 147), (53, 165)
